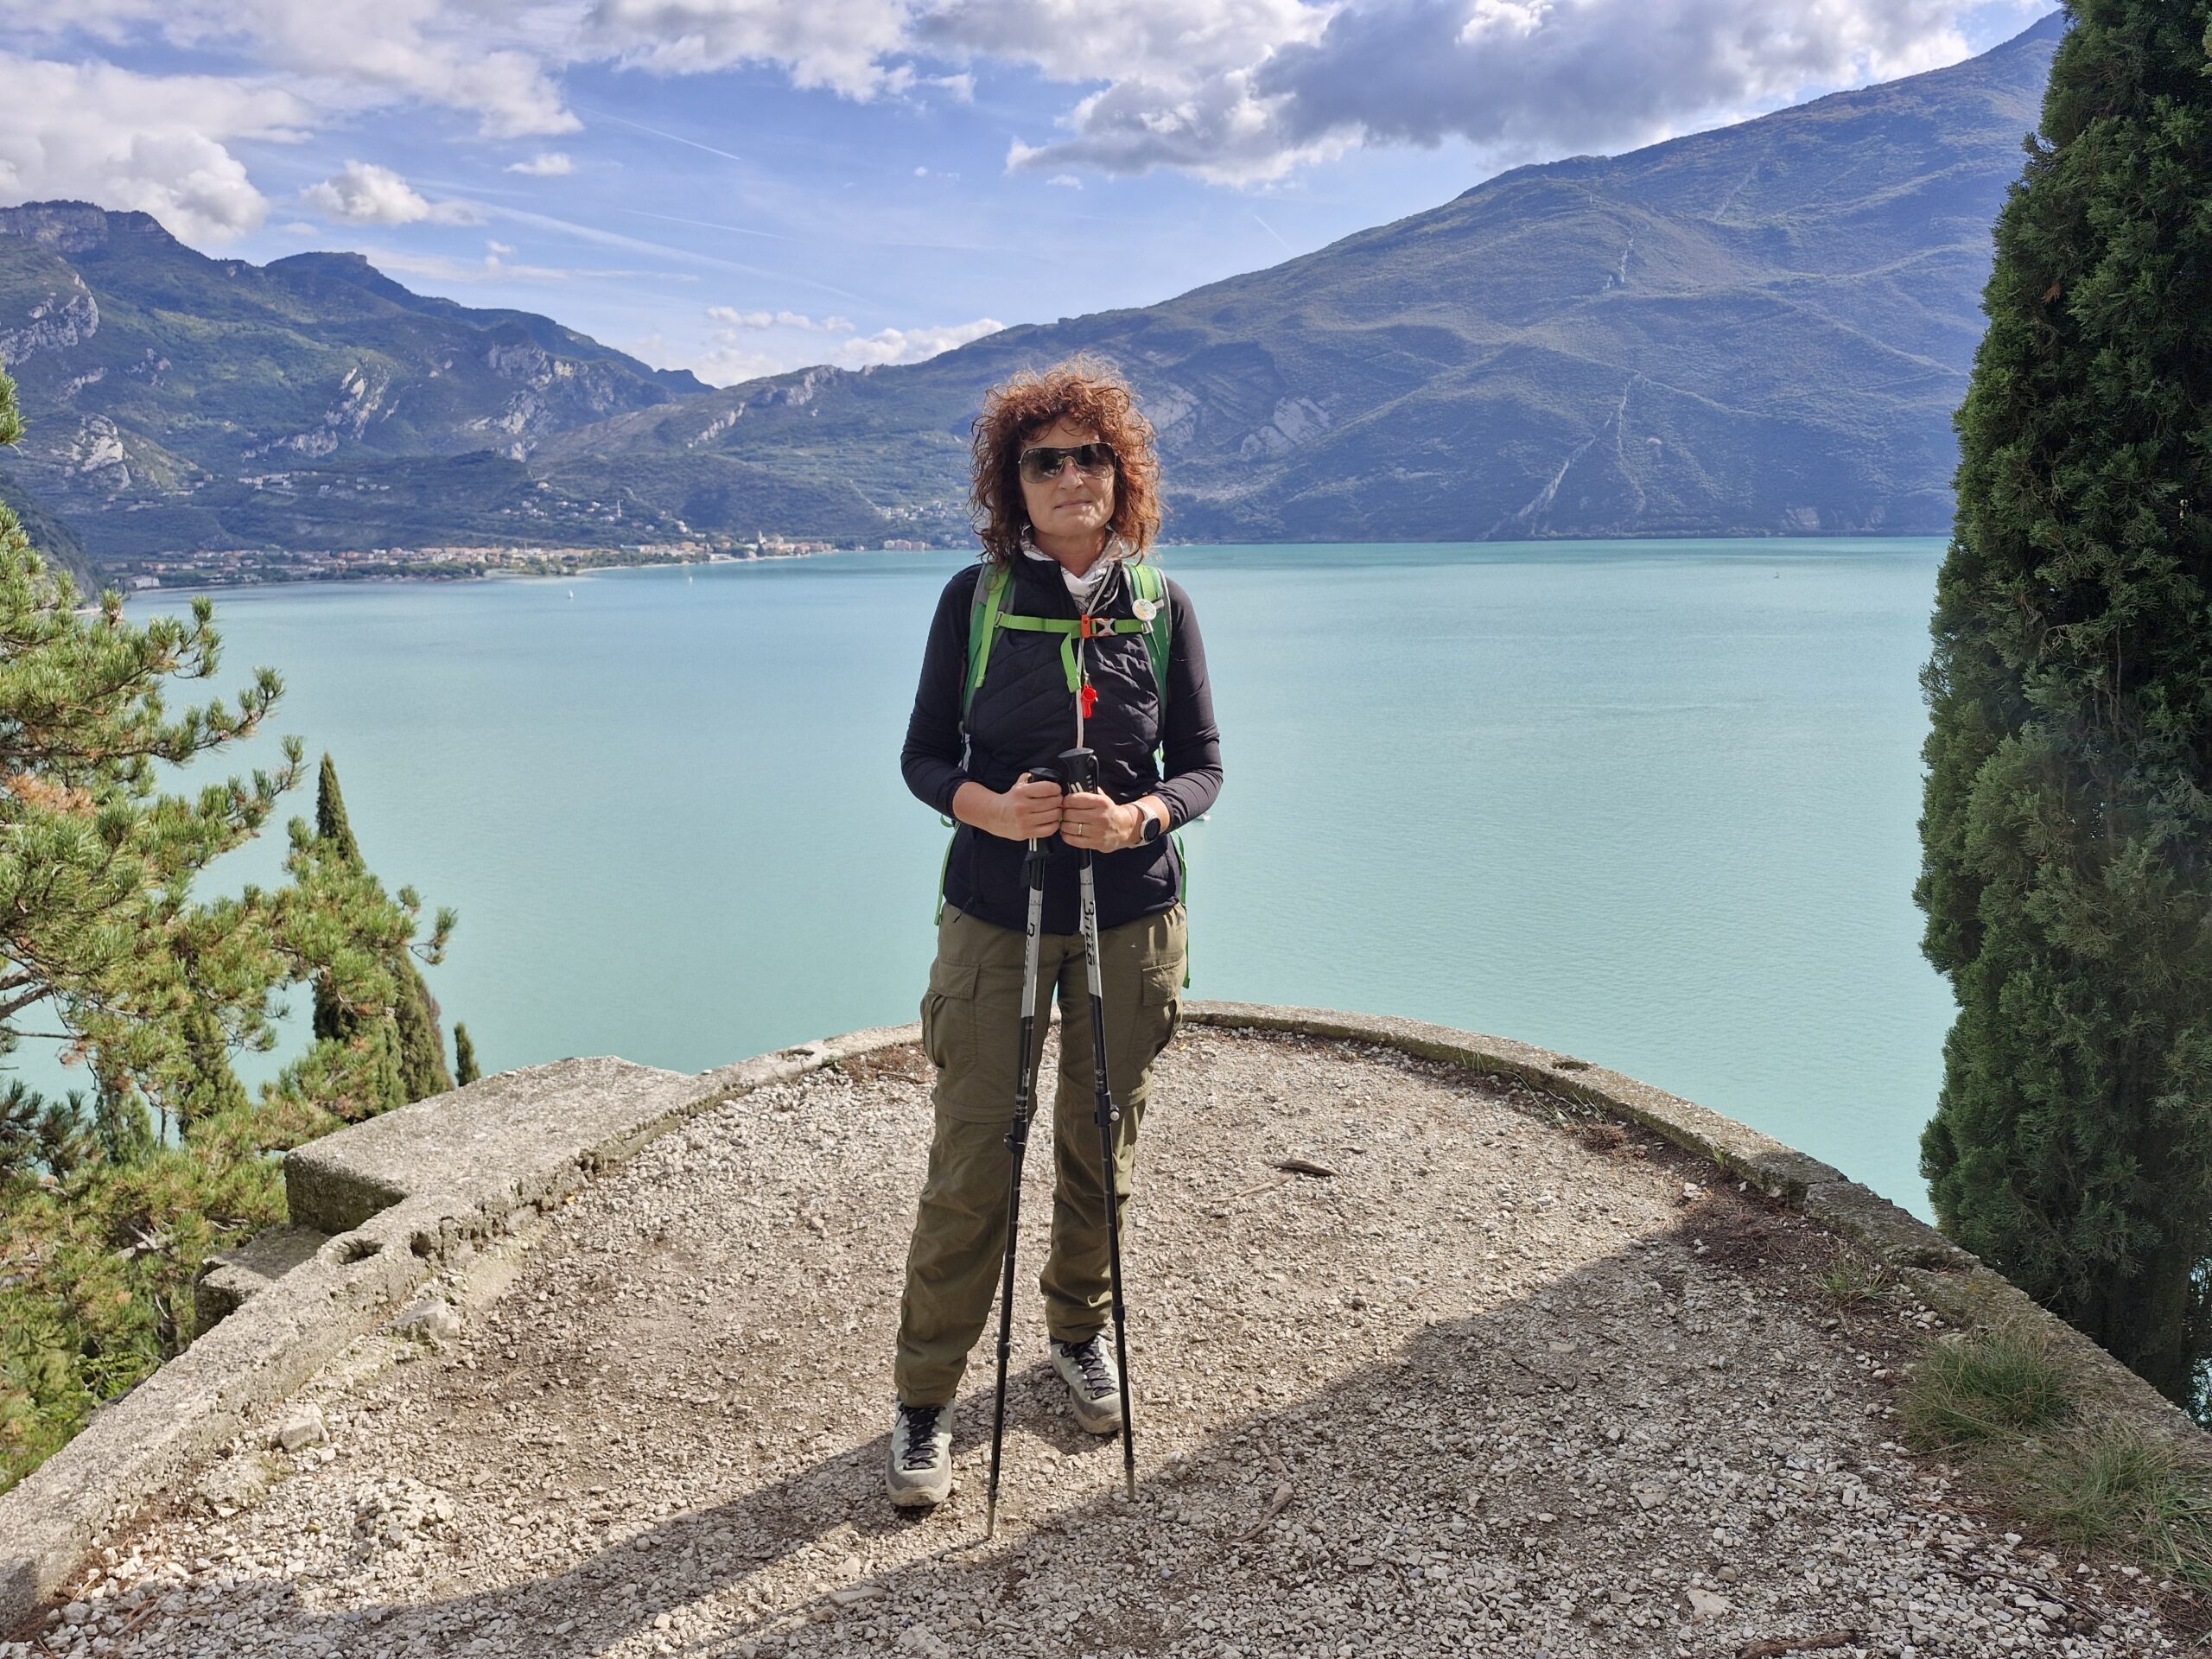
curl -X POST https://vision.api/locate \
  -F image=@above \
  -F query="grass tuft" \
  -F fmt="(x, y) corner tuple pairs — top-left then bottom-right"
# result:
(2004, 1426), (2212, 1592)
(1902, 1325), (2212, 1594)
(1902, 1323), (2075, 1446)
(1817, 1247), (1892, 1308)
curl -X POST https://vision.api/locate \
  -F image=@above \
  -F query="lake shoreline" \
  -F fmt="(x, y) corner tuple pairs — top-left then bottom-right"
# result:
(105, 531), (1955, 599)
(101, 545), (874, 600)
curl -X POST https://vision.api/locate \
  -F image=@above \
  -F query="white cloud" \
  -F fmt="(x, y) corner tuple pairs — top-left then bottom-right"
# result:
(0, 0), (162, 41)
(296, 35), (576, 139)
(0, 0), (2019, 208)
(1006, 68), (1348, 184)
(0, 0), (579, 138)
(0, 54), (308, 242)
(832, 316), (1004, 368)
(347, 245), (683, 284)
(706, 306), (855, 331)
(301, 161), (481, 226)
(1047, 174), (1084, 188)
(998, 0), (1977, 181)
(684, 305), (1003, 384)
(683, 343), (793, 384)
(919, 0), (1322, 85)
(358, 246), (576, 282)
(586, 0), (921, 99)
(1256, 0), (1969, 156)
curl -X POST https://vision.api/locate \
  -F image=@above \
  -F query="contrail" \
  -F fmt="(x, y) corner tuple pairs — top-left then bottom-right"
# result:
(1250, 213), (1295, 253)
(477, 203), (867, 302)
(575, 105), (757, 169)
(626, 208), (797, 244)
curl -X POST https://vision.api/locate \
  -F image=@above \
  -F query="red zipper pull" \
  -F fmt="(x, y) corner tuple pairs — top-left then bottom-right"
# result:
(1080, 683), (1099, 718)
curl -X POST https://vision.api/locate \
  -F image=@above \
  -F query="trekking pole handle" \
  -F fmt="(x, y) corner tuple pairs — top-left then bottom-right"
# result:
(1057, 747), (1099, 794)
(1021, 763), (1061, 866)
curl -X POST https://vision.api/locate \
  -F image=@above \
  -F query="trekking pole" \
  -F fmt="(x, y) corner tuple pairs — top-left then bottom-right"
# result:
(984, 764), (1058, 1541)
(1058, 743), (1140, 1501)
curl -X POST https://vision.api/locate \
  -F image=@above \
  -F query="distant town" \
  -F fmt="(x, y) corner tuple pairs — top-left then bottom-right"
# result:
(109, 531), (957, 590)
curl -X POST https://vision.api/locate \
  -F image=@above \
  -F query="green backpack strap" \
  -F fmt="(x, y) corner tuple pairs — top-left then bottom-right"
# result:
(995, 611), (1154, 699)
(963, 563), (1013, 731)
(1125, 563), (1188, 988)
(1126, 561), (1172, 715)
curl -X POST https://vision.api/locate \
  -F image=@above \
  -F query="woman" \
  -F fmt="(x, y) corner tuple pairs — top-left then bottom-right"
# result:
(890, 359), (1224, 1509)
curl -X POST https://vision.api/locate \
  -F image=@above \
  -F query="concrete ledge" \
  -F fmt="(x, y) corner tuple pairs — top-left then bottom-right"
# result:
(193, 1224), (330, 1332)
(1184, 1001), (2207, 1449)
(0, 1027), (918, 1634)
(283, 1056), (694, 1236)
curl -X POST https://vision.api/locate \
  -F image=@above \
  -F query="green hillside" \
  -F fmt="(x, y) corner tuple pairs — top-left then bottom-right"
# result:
(0, 465), (99, 592)
(0, 203), (709, 563)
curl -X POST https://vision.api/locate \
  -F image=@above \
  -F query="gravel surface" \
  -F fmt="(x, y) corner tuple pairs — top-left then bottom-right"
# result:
(19, 1028), (2185, 1658)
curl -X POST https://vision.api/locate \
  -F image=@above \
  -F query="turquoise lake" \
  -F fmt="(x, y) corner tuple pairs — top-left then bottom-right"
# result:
(130, 539), (1955, 1217)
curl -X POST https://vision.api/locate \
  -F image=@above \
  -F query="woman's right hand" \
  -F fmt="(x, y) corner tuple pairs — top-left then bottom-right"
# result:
(995, 772), (1065, 842)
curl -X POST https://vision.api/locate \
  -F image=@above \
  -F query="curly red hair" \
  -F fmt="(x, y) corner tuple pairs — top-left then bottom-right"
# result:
(969, 358), (1162, 567)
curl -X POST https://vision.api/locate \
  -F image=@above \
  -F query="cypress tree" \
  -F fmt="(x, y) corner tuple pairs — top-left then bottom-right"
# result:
(310, 756), (452, 1103)
(175, 1003), (250, 1132)
(1916, 0), (2212, 1408)
(315, 753), (360, 861)
(393, 960), (454, 1100)
(454, 1023), (480, 1086)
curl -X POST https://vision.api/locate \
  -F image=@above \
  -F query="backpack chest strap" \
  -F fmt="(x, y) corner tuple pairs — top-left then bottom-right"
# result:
(995, 611), (1151, 694)
(961, 563), (1172, 731)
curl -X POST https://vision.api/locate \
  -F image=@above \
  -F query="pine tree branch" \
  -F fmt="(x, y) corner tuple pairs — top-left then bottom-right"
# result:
(0, 984), (57, 1021)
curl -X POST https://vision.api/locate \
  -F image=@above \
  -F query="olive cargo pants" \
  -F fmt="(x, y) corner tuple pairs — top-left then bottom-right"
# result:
(893, 901), (1186, 1408)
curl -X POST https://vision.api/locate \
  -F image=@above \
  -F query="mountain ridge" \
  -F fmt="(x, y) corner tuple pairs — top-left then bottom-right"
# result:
(537, 12), (2061, 545)
(0, 14), (2063, 562)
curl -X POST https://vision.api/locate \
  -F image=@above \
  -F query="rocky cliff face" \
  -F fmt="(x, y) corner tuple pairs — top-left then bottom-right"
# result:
(0, 201), (139, 256)
(0, 277), (99, 366)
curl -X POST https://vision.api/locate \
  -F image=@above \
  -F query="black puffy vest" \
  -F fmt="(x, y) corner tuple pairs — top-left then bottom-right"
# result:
(946, 556), (1181, 934)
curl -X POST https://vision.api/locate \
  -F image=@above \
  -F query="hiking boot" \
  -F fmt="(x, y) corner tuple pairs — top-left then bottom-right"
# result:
(887, 1402), (954, 1508)
(1051, 1335), (1123, 1435)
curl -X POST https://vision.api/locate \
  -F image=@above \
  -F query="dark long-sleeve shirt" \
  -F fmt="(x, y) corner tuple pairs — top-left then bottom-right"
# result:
(901, 556), (1224, 934)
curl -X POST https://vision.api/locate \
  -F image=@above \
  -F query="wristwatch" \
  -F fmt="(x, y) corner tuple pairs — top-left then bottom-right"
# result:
(1137, 807), (1165, 845)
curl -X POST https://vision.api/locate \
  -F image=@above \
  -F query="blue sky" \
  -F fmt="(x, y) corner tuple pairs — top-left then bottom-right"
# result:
(0, 0), (2056, 385)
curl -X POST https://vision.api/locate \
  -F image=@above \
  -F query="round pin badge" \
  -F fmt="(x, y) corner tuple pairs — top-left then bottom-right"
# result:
(1132, 596), (1159, 621)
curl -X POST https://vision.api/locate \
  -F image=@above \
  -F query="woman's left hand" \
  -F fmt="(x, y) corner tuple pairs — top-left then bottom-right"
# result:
(1060, 790), (1142, 853)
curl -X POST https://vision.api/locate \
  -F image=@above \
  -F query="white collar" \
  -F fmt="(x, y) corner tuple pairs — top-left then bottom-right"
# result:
(1021, 532), (1126, 606)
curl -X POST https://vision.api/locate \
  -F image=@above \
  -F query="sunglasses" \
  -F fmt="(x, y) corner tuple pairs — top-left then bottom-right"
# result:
(1017, 442), (1117, 484)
